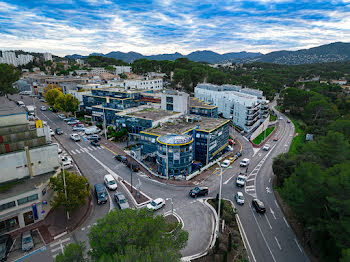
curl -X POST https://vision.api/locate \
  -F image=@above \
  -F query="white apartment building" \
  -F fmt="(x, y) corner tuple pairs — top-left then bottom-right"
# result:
(43, 52), (52, 61)
(90, 67), (108, 75)
(161, 90), (189, 114)
(114, 66), (132, 75)
(195, 84), (268, 132)
(0, 51), (33, 66)
(123, 78), (163, 90)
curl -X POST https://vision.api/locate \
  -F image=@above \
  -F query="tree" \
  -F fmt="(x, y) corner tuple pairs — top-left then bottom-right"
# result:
(55, 242), (86, 262)
(45, 88), (63, 106)
(329, 119), (350, 141)
(49, 171), (90, 212)
(0, 63), (20, 96)
(63, 94), (80, 114)
(88, 208), (188, 261)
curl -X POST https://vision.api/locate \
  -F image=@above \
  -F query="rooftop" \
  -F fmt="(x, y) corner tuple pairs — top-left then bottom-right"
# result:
(0, 97), (26, 116)
(143, 116), (229, 136)
(124, 108), (178, 121)
(189, 97), (217, 109)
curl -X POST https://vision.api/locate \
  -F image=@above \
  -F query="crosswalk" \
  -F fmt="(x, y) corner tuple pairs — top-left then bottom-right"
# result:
(50, 237), (71, 258)
(70, 146), (103, 155)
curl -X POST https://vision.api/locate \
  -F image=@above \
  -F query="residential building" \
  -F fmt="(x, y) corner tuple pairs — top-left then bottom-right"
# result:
(43, 53), (52, 61)
(0, 97), (59, 234)
(0, 51), (33, 66)
(90, 67), (108, 75)
(114, 66), (132, 75)
(123, 78), (163, 90)
(75, 59), (85, 65)
(161, 90), (189, 113)
(195, 84), (268, 132)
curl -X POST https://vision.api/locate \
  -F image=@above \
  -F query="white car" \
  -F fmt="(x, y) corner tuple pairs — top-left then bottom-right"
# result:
(40, 106), (47, 111)
(60, 155), (72, 164)
(49, 128), (55, 136)
(58, 114), (66, 120)
(70, 133), (80, 141)
(240, 158), (250, 167)
(221, 159), (231, 168)
(279, 116), (283, 120)
(52, 143), (62, 154)
(146, 198), (165, 211)
(236, 175), (246, 187)
(235, 192), (245, 205)
(263, 144), (270, 151)
(104, 174), (117, 190)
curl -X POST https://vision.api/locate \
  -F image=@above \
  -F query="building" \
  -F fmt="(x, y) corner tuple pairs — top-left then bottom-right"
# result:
(189, 97), (218, 118)
(123, 78), (163, 90)
(195, 84), (268, 132)
(75, 59), (85, 65)
(114, 66), (132, 75)
(0, 51), (33, 66)
(161, 90), (189, 113)
(43, 53), (52, 61)
(0, 97), (59, 234)
(140, 116), (230, 177)
(90, 67), (108, 76)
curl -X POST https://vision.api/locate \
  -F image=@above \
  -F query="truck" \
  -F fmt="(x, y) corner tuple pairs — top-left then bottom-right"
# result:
(25, 105), (35, 116)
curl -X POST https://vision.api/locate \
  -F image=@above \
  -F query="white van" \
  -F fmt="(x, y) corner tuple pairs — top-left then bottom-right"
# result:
(85, 126), (101, 135)
(240, 158), (250, 167)
(17, 101), (25, 107)
(104, 174), (117, 190)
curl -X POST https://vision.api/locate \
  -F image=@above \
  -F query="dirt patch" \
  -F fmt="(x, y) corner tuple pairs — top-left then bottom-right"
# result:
(164, 214), (180, 232)
(121, 180), (150, 205)
(194, 199), (248, 262)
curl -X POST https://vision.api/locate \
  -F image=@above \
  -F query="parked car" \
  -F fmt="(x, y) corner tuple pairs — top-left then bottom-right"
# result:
(55, 128), (63, 135)
(189, 186), (209, 198)
(72, 125), (85, 132)
(236, 175), (246, 187)
(263, 144), (270, 151)
(91, 140), (100, 147)
(52, 143), (62, 154)
(252, 199), (266, 214)
(114, 154), (127, 163)
(236, 151), (242, 157)
(70, 133), (81, 141)
(60, 155), (72, 165)
(240, 158), (250, 167)
(273, 136), (279, 141)
(67, 120), (80, 125)
(0, 234), (13, 261)
(127, 162), (140, 172)
(87, 134), (101, 141)
(94, 183), (107, 204)
(21, 231), (34, 252)
(49, 128), (55, 136)
(146, 198), (165, 211)
(221, 159), (231, 168)
(85, 126), (101, 135)
(104, 174), (117, 190)
(40, 106), (47, 111)
(58, 114), (66, 120)
(48, 106), (58, 112)
(114, 192), (130, 209)
(227, 156), (235, 163)
(63, 117), (76, 122)
(235, 192), (245, 205)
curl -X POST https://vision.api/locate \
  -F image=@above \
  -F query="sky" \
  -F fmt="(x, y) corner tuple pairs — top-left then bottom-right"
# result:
(1, 0), (350, 57)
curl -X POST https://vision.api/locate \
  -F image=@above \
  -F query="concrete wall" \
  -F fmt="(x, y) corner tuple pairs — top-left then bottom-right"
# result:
(0, 113), (27, 127)
(250, 117), (270, 141)
(0, 144), (59, 184)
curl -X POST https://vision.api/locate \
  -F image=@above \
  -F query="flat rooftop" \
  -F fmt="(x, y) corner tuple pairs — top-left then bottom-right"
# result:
(143, 116), (229, 136)
(190, 97), (217, 109)
(0, 97), (26, 116)
(125, 108), (178, 121)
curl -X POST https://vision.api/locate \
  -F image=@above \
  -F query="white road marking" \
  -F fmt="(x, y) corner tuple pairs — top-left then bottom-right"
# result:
(265, 215), (272, 229)
(75, 149), (81, 154)
(245, 188), (256, 192)
(246, 178), (255, 182)
(87, 146), (94, 151)
(283, 217), (290, 228)
(270, 208), (276, 219)
(275, 236), (282, 250)
(269, 177), (271, 183)
(71, 150), (76, 155)
(223, 175), (235, 184)
(50, 237), (70, 248)
(274, 200), (279, 207)
(294, 238), (303, 253)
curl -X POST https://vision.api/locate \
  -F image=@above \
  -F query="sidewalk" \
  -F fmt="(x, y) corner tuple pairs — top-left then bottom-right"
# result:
(10, 196), (92, 245)
(99, 137), (241, 187)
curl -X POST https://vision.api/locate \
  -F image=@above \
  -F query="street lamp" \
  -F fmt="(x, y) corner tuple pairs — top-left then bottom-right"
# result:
(166, 198), (174, 224)
(61, 162), (70, 220)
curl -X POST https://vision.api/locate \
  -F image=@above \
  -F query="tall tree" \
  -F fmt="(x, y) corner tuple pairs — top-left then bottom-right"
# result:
(0, 63), (20, 96)
(55, 242), (86, 262)
(45, 88), (63, 106)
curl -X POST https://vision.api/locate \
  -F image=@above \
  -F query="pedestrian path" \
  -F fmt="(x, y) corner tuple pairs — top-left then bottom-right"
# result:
(70, 146), (104, 155)
(50, 237), (71, 258)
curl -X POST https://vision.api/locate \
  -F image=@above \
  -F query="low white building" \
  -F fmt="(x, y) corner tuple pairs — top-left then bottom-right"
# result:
(114, 66), (131, 75)
(161, 90), (189, 114)
(90, 67), (108, 75)
(43, 52), (52, 61)
(123, 78), (163, 90)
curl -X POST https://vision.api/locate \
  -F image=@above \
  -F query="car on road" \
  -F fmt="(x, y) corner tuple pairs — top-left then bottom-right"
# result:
(236, 151), (242, 157)
(279, 116), (283, 120)
(146, 198), (165, 211)
(127, 162), (140, 172)
(70, 133), (81, 141)
(114, 154), (128, 163)
(40, 106), (47, 111)
(273, 136), (279, 141)
(0, 234), (13, 261)
(189, 186), (209, 198)
(114, 192), (130, 209)
(48, 106), (58, 112)
(63, 117), (76, 122)
(39, 98), (46, 102)
(94, 183), (108, 205)
(49, 128), (55, 136)
(287, 119), (291, 123)
(236, 175), (246, 187)
(252, 199), (266, 214)
(221, 159), (231, 168)
(67, 120), (80, 125)
(72, 125), (85, 132)
(263, 144), (270, 151)
(235, 192), (245, 205)
(55, 128), (63, 135)
(240, 158), (250, 167)
(104, 174), (117, 190)
(91, 140), (100, 147)
(87, 134), (101, 141)
(21, 231), (34, 252)
(58, 114), (66, 120)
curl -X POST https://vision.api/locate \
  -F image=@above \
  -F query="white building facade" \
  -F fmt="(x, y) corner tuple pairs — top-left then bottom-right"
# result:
(123, 78), (163, 90)
(114, 66), (132, 75)
(161, 90), (189, 114)
(0, 51), (33, 66)
(43, 52), (52, 61)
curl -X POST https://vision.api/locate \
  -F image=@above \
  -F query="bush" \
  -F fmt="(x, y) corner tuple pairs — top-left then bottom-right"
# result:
(215, 237), (220, 254)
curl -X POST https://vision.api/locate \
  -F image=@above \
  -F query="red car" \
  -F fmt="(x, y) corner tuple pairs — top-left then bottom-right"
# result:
(273, 137), (279, 141)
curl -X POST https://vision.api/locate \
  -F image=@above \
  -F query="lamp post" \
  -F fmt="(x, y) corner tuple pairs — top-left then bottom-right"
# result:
(61, 163), (70, 220)
(102, 105), (107, 139)
(166, 198), (174, 224)
(216, 162), (223, 238)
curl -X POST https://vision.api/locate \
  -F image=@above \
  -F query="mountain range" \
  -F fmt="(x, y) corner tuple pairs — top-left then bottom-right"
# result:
(66, 42), (350, 65)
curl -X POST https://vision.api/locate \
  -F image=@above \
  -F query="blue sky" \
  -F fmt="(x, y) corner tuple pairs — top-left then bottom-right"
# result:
(1, 0), (350, 56)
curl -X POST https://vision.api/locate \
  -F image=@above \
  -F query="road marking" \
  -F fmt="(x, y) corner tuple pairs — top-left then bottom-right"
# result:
(275, 236), (282, 250)
(246, 178), (255, 182)
(274, 200), (279, 207)
(270, 208), (276, 219)
(283, 217), (290, 228)
(294, 238), (303, 253)
(87, 146), (93, 151)
(265, 215), (272, 229)
(245, 188), (255, 192)
(266, 187), (272, 193)
(269, 177), (271, 183)
(223, 175), (235, 184)
(75, 149), (80, 154)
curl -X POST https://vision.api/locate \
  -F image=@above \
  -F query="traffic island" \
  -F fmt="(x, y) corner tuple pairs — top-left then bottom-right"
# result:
(121, 180), (151, 205)
(164, 213), (180, 233)
(194, 199), (248, 262)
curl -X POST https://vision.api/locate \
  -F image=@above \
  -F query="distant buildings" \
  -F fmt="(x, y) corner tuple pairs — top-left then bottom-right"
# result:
(0, 51), (33, 66)
(43, 52), (52, 61)
(123, 78), (163, 90)
(114, 66), (131, 75)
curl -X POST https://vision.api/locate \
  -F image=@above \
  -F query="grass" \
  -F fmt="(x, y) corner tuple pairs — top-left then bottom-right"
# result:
(252, 126), (275, 145)
(288, 118), (305, 157)
(269, 114), (277, 121)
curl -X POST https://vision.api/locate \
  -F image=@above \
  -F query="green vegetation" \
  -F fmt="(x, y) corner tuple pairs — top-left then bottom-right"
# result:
(288, 118), (304, 157)
(252, 126), (275, 145)
(55, 242), (85, 262)
(0, 63), (20, 95)
(269, 114), (277, 121)
(49, 170), (90, 213)
(86, 56), (128, 67)
(45, 89), (79, 114)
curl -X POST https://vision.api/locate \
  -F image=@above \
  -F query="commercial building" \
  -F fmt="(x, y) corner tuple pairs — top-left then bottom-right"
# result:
(0, 97), (59, 234)
(195, 84), (268, 132)
(189, 97), (218, 118)
(161, 90), (189, 113)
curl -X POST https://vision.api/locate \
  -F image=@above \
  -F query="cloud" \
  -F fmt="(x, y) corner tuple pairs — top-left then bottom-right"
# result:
(0, 0), (349, 56)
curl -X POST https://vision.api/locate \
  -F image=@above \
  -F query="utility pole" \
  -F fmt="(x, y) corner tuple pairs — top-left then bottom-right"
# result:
(61, 163), (70, 220)
(103, 106), (107, 139)
(216, 163), (223, 237)
(166, 198), (174, 224)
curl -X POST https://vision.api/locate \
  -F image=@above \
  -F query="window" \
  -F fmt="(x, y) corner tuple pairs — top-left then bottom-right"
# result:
(0, 201), (16, 211)
(181, 148), (184, 152)
(17, 194), (38, 205)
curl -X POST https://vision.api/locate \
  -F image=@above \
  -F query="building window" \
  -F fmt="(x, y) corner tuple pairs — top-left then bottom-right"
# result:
(0, 201), (16, 211)
(17, 194), (38, 205)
